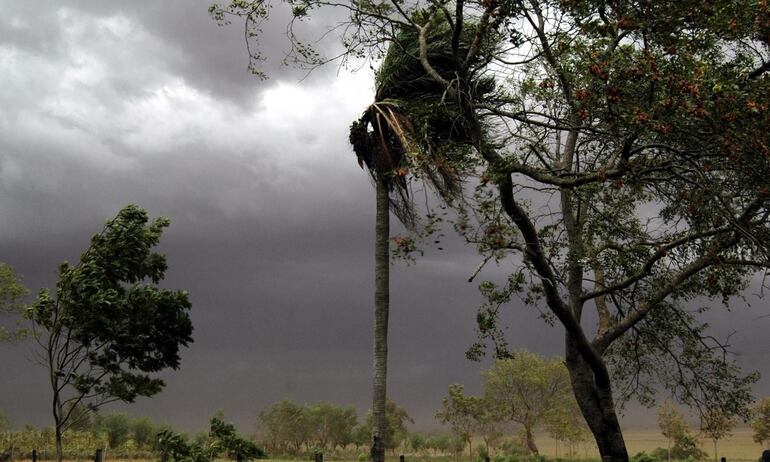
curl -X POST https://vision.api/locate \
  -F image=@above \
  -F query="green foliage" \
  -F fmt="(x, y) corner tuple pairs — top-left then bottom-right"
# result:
(436, 384), (484, 452)
(493, 452), (521, 462)
(483, 351), (576, 454)
(27, 205), (193, 449)
(631, 451), (659, 462)
(307, 403), (357, 450)
(131, 417), (158, 449)
(157, 416), (265, 462)
(655, 401), (707, 461)
(210, 417), (266, 462)
(0, 262), (28, 342)
(752, 398), (770, 448)
(258, 399), (311, 454)
(700, 408), (734, 447)
(96, 413), (132, 449)
(364, 399), (413, 452)
(658, 401), (688, 442)
(0, 411), (10, 433)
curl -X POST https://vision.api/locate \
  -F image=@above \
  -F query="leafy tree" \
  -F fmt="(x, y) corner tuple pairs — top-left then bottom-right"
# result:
(351, 425), (370, 451)
(435, 384), (478, 456)
(752, 398), (770, 448)
(701, 408), (734, 462)
(307, 403), (357, 450)
(96, 413), (132, 449)
(210, 417), (266, 462)
(365, 399), (413, 453)
(657, 401), (688, 462)
(216, 1), (770, 460)
(483, 352), (573, 454)
(425, 434), (451, 454)
(63, 403), (94, 433)
(158, 416), (265, 462)
(436, 384), (483, 457)
(408, 433), (425, 453)
(258, 400), (310, 454)
(27, 205), (193, 462)
(0, 262), (28, 342)
(544, 398), (590, 459)
(132, 417), (158, 449)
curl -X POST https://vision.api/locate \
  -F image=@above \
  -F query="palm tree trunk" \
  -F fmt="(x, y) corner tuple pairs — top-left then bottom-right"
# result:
(371, 177), (389, 462)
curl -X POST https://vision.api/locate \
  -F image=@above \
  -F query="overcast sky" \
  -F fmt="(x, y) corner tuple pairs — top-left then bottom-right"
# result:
(1, 0), (769, 435)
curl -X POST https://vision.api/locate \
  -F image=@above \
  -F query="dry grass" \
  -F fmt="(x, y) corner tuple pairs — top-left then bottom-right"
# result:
(15, 428), (767, 462)
(530, 427), (766, 461)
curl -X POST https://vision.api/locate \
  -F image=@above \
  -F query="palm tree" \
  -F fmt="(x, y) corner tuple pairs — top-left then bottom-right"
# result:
(349, 21), (498, 462)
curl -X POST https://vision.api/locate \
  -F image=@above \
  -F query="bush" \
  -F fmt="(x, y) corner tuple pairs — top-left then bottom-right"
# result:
(493, 454), (520, 462)
(475, 445), (490, 461)
(631, 451), (659, 462)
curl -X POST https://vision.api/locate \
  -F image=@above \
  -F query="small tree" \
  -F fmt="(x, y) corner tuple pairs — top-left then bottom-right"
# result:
(365, 400), (413, 454)
(436, 384), (482, 458)
(657, 401), (688, 462)
(210, 417), (266, 462)
(0, 262), (28, 342)
(258, 400), (311, 454)
(483, 352), (573, 455)
(96, 414), (132, 449)
(27, 205), (194, 462)
(132, 417), (158, 449)
(307, 403), (357, 451)
(544, 399), (590, 459)
(701, 409), (735, 462)
(752, 398), (770, 449)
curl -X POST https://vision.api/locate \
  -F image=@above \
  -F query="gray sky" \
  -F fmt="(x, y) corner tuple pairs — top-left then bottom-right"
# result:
(1, 0), (769, 435)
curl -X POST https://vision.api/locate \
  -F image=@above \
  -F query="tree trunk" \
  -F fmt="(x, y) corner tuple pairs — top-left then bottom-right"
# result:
(565, 335), (628, 462)
(54, 426), (63, 462)
(371, 177), (389, 462)
(524, 425), (538, 455)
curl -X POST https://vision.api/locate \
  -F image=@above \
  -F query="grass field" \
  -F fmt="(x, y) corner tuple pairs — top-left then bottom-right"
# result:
(528, 427), (765, 461)
(11, 428), (767, 462)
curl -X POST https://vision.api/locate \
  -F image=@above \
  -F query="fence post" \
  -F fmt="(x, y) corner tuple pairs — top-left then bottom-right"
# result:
(32, 450), (37, 462)
(485, 457), (490, 462)
(400, 455), (405, 462)
(94, 449), (103, 462)
(314, 452), (322, 462)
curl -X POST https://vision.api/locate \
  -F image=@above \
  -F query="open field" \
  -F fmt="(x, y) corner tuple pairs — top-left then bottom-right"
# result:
(530, 427), (766, 461)
(10, 428), (768, 462)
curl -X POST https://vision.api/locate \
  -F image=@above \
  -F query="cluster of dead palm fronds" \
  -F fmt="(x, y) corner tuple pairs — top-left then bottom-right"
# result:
(349, 18), (500, 228)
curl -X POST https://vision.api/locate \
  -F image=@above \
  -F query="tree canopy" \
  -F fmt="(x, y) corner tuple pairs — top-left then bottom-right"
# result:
(27, 205), (193, 462)
(0, 262), (28, 342)
(213, 0), (770, 460)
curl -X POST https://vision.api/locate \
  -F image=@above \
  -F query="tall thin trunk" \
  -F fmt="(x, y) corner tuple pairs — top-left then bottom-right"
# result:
(54, 427), (63, 462)
(371, 177), (389, 462)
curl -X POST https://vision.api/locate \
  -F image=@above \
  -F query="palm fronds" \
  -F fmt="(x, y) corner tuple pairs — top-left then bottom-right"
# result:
(350, 16), (500, 228)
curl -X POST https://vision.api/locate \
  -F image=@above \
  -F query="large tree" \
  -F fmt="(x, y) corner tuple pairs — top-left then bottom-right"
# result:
(213, 1), (770, 460)
(27, 205), (193, 462)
